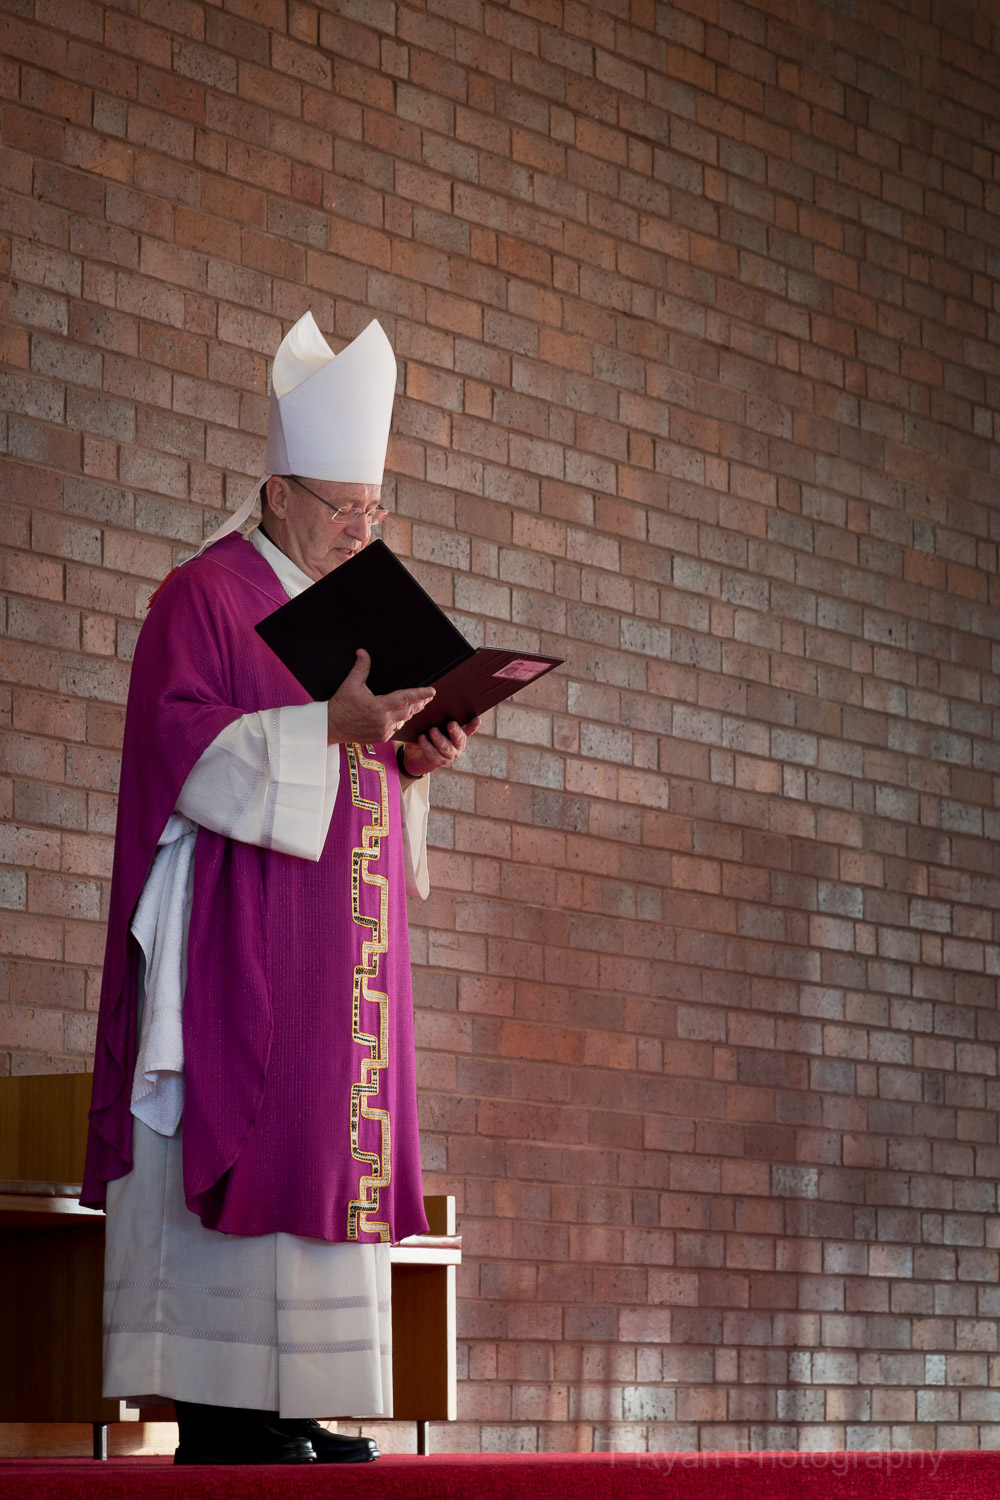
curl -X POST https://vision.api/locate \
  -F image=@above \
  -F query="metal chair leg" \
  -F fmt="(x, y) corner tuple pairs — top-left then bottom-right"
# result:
(93, 1423), (109, 1460)
(417, 1420), (429, 1455)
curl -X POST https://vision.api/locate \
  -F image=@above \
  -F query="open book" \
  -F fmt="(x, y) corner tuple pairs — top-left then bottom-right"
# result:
(255, 539), (563, 742)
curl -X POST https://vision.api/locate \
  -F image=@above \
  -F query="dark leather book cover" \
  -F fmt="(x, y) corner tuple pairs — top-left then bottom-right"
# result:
(255, 539), (562, 736)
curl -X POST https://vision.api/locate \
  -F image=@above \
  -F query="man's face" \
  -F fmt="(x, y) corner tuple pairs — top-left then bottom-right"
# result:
(263, 476), (384, 582)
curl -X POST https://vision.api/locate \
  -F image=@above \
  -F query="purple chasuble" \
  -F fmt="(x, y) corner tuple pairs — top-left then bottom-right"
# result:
(82, 533), (428, 1244)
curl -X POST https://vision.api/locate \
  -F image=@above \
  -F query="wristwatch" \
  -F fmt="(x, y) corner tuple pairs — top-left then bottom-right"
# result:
(396, 744), (425, 781)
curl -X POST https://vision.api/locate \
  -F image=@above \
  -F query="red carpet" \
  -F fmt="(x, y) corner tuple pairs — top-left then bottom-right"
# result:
(0, 1451), (996, 1498)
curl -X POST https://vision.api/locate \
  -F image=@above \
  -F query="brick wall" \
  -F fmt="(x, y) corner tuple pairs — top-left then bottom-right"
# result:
(2, 0), (1000, 1456)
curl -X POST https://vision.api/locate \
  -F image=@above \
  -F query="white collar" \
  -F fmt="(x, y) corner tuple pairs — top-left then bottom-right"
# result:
(250, 525), (314, 600)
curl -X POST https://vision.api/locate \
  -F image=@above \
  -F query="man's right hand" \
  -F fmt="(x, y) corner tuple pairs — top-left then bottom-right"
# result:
(326, 649), (435, 745)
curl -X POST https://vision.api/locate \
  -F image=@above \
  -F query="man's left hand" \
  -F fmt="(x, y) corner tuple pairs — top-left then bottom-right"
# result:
(400, 718), (480, 778)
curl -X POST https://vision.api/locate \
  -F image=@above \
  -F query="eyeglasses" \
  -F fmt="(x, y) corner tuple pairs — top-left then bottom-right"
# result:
(289, 477), (387, 527)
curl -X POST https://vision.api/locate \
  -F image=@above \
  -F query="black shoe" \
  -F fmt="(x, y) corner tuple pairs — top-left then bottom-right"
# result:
(270, 1417), (379, 1463)
(173, 1436), (315, 1466)
(173, 1401), (316, 1465)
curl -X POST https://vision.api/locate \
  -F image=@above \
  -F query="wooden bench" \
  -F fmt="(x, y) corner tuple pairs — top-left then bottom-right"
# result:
(0, 1073), (459, 1457)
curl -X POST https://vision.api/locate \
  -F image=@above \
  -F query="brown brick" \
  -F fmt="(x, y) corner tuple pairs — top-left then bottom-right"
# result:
(10, 243), (81, 299)
(137, 324), (207, 377)
(137, 66), (204, 121)
(63, 127), (134, 184)
(267, 117), (332, 173)
(104, 12), (171, 68)
(21, 68), (92, 128)
(225, 139), (291, 194)
(3, 111), (64, 170)
(126, 104), (196, 162)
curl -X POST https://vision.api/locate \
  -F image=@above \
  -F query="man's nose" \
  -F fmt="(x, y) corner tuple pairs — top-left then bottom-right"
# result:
(343, 510), (371, 537)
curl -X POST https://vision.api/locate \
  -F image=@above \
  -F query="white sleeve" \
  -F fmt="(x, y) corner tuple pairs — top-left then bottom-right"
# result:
(176, 701), (340, 861)
(400, 773), (430, 899)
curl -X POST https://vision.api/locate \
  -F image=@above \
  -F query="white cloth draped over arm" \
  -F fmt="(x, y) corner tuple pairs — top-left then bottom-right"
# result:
(399, 773), (430, 899)
(176, 702), (339, 861)
(130, 813), (195, 1136)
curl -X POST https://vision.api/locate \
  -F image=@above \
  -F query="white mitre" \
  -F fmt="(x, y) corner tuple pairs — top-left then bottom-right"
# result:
(266, 312), (397, 482)
(196, 312), (396, 555)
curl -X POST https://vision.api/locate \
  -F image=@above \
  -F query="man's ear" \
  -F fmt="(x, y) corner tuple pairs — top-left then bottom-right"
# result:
(264, 475), (291, 519)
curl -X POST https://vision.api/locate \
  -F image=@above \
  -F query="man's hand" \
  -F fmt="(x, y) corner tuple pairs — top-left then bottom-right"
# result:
(400, 717), (481, 778)
(327, 649), (435, 745)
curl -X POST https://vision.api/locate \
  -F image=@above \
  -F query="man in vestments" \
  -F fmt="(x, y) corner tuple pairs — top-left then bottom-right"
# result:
(82, 313), (477, 1465)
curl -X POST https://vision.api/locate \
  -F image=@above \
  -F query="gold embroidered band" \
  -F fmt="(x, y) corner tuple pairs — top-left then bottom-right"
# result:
(346, 743), (391, 1241)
